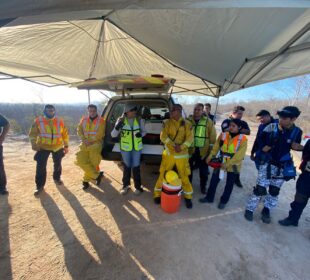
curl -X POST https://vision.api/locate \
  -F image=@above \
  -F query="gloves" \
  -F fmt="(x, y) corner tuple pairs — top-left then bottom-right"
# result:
(135, 132), (142, 138)
(115, 118), (124, 130)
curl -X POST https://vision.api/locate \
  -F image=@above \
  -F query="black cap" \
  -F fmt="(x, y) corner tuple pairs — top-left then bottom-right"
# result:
(277, 106), (301, 118)
(230, 118), (243, 128)
(256, 110), (270, 117)
(44, 104), (55, 110)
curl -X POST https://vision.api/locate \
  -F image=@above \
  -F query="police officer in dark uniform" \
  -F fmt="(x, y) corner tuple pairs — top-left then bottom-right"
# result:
(279, 139), (310, 227)
(251, 110), (278, 170)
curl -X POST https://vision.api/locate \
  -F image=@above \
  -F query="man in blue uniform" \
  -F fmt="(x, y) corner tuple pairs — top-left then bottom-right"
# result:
(245, 106), (303, 223)
(0, 114), (10, 195)
(279, 139), (310, 227)
(251, 110), (278, 170)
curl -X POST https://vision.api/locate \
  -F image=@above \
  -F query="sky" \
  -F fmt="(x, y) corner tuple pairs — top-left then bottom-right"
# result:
(0, 74), (308, 105)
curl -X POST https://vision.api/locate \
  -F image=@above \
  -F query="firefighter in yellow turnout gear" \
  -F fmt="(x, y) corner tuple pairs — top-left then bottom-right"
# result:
(75, 104), (105, 190)
(200, 119), (247, 209)
(29, 104), (69, 195)
(188, 103), (216, 194)
(154, 104), (194, 209)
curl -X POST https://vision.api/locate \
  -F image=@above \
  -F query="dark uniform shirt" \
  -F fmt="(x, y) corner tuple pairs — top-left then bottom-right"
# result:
(221, 117), (250, 133)
(262, 123), (302, 164)
(251, 117), (278, 156)
(0, 114), (9, 129)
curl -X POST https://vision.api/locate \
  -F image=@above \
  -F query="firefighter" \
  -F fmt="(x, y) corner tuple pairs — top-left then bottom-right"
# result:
(111, 104), (146, 195)
(244, 106), (303, 223)
(221, 105), (250, 188)
(0, 114), (10, 195)
(153, 104), (194, 209)
(75, 104), (105, 190)
(188, 103), (216, 194)
(199, 119), (247, 209)
(29, 105), (69, 195)
(279, 139), (310, 227)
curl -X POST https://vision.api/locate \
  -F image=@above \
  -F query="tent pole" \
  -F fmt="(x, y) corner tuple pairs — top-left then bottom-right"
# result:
(240, 22), (310, 88)
(88, 90), (91, 105)
(213, 87), (221, 123)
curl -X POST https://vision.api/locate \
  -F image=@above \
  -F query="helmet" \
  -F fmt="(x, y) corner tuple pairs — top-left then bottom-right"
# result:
(169, 178), (182, 187)
(165, 170), (179, 184)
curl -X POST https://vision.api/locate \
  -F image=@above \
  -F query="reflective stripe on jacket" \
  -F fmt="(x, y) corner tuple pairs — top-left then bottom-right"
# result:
(35, 116), (63, 146)
(120, 118), (143, 151)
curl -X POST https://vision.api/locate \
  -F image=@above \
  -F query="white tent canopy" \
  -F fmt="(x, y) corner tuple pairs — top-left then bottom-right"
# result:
(0, 1), (309, 97)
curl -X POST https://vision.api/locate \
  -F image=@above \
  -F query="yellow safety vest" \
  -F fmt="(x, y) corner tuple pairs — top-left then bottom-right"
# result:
(35, 116), (64, 146)
(192, 117), (208, 148)
(81, 116), (103, 140)
(221, 132), (246, 162)
(120, 118), (143, 151)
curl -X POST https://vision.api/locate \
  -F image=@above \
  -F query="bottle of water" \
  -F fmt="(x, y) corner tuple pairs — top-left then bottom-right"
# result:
(219, 169), (225, 180)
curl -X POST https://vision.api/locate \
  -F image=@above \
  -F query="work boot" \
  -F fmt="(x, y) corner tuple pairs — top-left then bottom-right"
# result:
(278, 217), (298, 227)
(261, 207), (271, 224)
(218, 202), (226, 209)
(54, 179), (63, 186)
(120, 185), (130, 195)
(0, 188), (9, 195)
(96, 171), (104, 186)
(82, 182), (90, 190)
(185, 198), (193, 209)
(199, 196), (213, 204)
(133, 187), (143, 196)
(34, 187), (44, 196)
(154, 197), (161, 205)
(244, 210), (253, 221)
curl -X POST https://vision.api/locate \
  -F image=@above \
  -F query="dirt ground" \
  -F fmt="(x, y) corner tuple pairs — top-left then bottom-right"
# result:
(1, 124), (310, 280)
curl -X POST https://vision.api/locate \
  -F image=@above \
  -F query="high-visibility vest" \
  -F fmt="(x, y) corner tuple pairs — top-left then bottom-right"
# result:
(35, 116), (64, 146)
(120, 118), (143, 151)
(221, 132), (246, 160)
(81, 116), (102, 140)
(192, 117), (208, 148)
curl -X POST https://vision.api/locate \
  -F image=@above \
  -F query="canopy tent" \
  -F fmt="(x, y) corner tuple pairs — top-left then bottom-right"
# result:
(0, 1), (309, 97)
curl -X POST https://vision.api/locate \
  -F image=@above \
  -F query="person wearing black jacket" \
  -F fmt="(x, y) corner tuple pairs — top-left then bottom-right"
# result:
(251, 110), (277, 170)
(0, 114), (9, 195)
(278, 139), (310, 227)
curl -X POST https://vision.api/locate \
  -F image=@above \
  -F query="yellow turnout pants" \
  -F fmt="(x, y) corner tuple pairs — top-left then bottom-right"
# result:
(154, 153), (193, 199)
(75, 143), (102, 183)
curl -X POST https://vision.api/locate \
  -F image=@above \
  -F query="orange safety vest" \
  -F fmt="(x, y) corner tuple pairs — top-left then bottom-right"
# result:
(221, 132), (246, 161)
(81, 116), (103, 140)
(35, 116), (64, 146)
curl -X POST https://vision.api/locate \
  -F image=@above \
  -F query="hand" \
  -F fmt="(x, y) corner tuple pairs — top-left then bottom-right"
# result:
(31, 144), (40, 151)
(291, 142), (303, 151)
(206, 157), (211, 164)
(135, 132), (142, 138)
(83, 139), (94, 147)
(115, 118), (125, 130)
(250, 154), (255, 161)
(262, 145), (271, 153)
(221, 163), (227, 171)
(174, 144), (182, 153)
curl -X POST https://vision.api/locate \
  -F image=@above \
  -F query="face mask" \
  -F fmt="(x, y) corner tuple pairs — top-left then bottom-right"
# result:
(44, 110), (55, 119)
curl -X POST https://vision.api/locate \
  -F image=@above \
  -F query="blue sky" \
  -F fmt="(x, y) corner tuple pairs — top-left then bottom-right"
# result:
(0, 74), (308, 104)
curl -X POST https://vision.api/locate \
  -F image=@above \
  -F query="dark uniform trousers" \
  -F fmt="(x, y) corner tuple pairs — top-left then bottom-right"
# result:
(34, 149), (64, 189)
